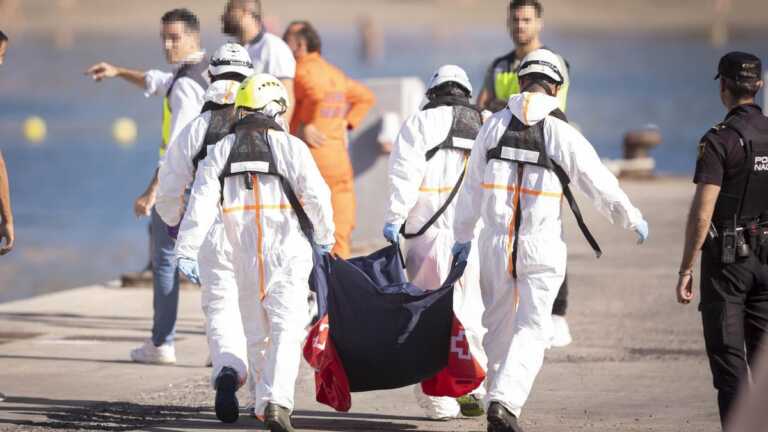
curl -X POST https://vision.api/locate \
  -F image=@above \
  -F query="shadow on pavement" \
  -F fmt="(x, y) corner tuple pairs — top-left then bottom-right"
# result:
(148, 414), (423, 431)
(0, 396), (471, 431)
(0, 396), (203, 431)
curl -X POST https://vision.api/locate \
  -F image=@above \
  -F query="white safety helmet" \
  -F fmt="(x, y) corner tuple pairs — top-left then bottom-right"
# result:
(427, 64), (473, 97)
(209, 43), (253, 78)
(518, 49), (564, 84)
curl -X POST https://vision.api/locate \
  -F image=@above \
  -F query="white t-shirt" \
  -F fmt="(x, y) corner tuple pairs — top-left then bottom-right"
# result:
(246, 32), (296, 79)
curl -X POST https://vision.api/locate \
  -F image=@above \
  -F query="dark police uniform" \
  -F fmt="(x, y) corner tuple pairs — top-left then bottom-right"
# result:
(695, 102), (768, 425)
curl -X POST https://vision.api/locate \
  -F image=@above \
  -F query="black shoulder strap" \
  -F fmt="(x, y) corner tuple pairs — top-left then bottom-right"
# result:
(546, 108), (601, 255)
(550, 162), (602, 258)
(400, 166), (467, 239)
(547, 111), (602, 257)
(424, 146), (443, 162)
(278, 175), (315, 241)
(550, 108), (568, 123)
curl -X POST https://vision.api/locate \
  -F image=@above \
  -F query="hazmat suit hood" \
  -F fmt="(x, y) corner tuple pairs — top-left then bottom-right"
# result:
(507, 92), (560, 126)
(205, 80), (241, 105)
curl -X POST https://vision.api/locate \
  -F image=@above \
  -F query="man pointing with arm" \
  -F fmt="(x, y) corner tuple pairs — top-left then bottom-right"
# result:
(86, 8), (208, 364)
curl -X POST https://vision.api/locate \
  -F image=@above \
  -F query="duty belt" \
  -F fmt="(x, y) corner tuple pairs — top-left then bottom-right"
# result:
(710, 219), (768, 264)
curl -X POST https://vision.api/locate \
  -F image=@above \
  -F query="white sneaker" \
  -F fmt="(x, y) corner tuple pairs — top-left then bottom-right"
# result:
(413, 385), (461, 420)
(551, 315), (573, 348)
(130, 339), (176, 364)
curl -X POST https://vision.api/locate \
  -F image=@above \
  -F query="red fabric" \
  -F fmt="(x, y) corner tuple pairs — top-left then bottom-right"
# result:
(421, 315), (486, 397)
(303, 315), (352, 412)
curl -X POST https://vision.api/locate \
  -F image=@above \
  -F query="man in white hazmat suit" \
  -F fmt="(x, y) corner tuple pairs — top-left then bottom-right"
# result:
(452, 49), (649, 432)
(175, 73), (334, 432)
(155, 43), (253, 424)
(383, 65), (487, 420)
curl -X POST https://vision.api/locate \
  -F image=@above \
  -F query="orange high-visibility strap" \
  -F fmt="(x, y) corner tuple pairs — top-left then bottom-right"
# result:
(223, 203), (293, 214)
(252, 174), (267, 301)
(480, 183), (562, 199)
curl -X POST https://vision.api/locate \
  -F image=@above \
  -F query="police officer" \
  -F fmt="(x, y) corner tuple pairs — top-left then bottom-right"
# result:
(676, 51), (768, 428)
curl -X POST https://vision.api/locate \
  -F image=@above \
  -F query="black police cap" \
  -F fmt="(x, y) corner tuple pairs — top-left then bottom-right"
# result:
(715, 51), (762, 81)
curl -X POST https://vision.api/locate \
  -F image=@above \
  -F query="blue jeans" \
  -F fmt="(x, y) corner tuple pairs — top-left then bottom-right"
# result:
(150, 209), (180, 346)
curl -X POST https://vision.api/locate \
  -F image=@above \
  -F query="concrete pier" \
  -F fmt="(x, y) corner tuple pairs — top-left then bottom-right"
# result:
(0, 178), (721, 431)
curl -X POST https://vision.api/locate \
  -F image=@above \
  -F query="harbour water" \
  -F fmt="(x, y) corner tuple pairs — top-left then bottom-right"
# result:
(0, 28), (766, 301)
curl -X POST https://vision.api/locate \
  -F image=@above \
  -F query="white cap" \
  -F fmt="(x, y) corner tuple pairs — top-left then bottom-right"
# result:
(209, 43), (253, 78)
(518, 49), (564, 84)
(427, 64), (473, 96)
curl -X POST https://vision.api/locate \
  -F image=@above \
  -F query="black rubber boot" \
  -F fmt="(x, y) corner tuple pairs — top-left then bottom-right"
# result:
(214, 367), (239, 423)
(487, 402), (524, 432)
(264, 402), (296, 432)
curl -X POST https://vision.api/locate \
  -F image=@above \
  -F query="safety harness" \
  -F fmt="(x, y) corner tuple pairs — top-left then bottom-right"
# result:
(485, 109), (602, 277)
(192, 102), (238, 169)
(400, 97), (483, 239)
(219, 113), (315, 239)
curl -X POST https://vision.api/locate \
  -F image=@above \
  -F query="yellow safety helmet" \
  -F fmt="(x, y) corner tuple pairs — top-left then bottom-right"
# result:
(234, 73), (289, 114)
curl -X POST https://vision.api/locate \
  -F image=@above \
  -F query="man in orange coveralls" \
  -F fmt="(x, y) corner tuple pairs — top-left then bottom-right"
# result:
(284, 21), (376, 258)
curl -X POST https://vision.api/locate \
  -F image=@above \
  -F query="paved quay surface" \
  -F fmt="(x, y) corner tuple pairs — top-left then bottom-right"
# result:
(0, 178), (721, 431)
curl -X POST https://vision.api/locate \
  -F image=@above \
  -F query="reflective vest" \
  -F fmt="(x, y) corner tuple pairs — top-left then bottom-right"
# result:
(161, 59), (209, 158)
(191, 102), (238, 169)
(485, 109), (601, 277)
(711, 108), (768, 225)
(219, 113), (314, 239)
(401, 97), (483, 239)
(490, 49), (569, 113)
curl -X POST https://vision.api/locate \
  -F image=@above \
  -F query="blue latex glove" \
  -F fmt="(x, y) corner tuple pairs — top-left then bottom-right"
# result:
(177, 257), (201, 285)
(317, 244), (333, 254)
(634, 219), (649, 244)
(452, 241), (472, 264)
(382, 223), (401, 244)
